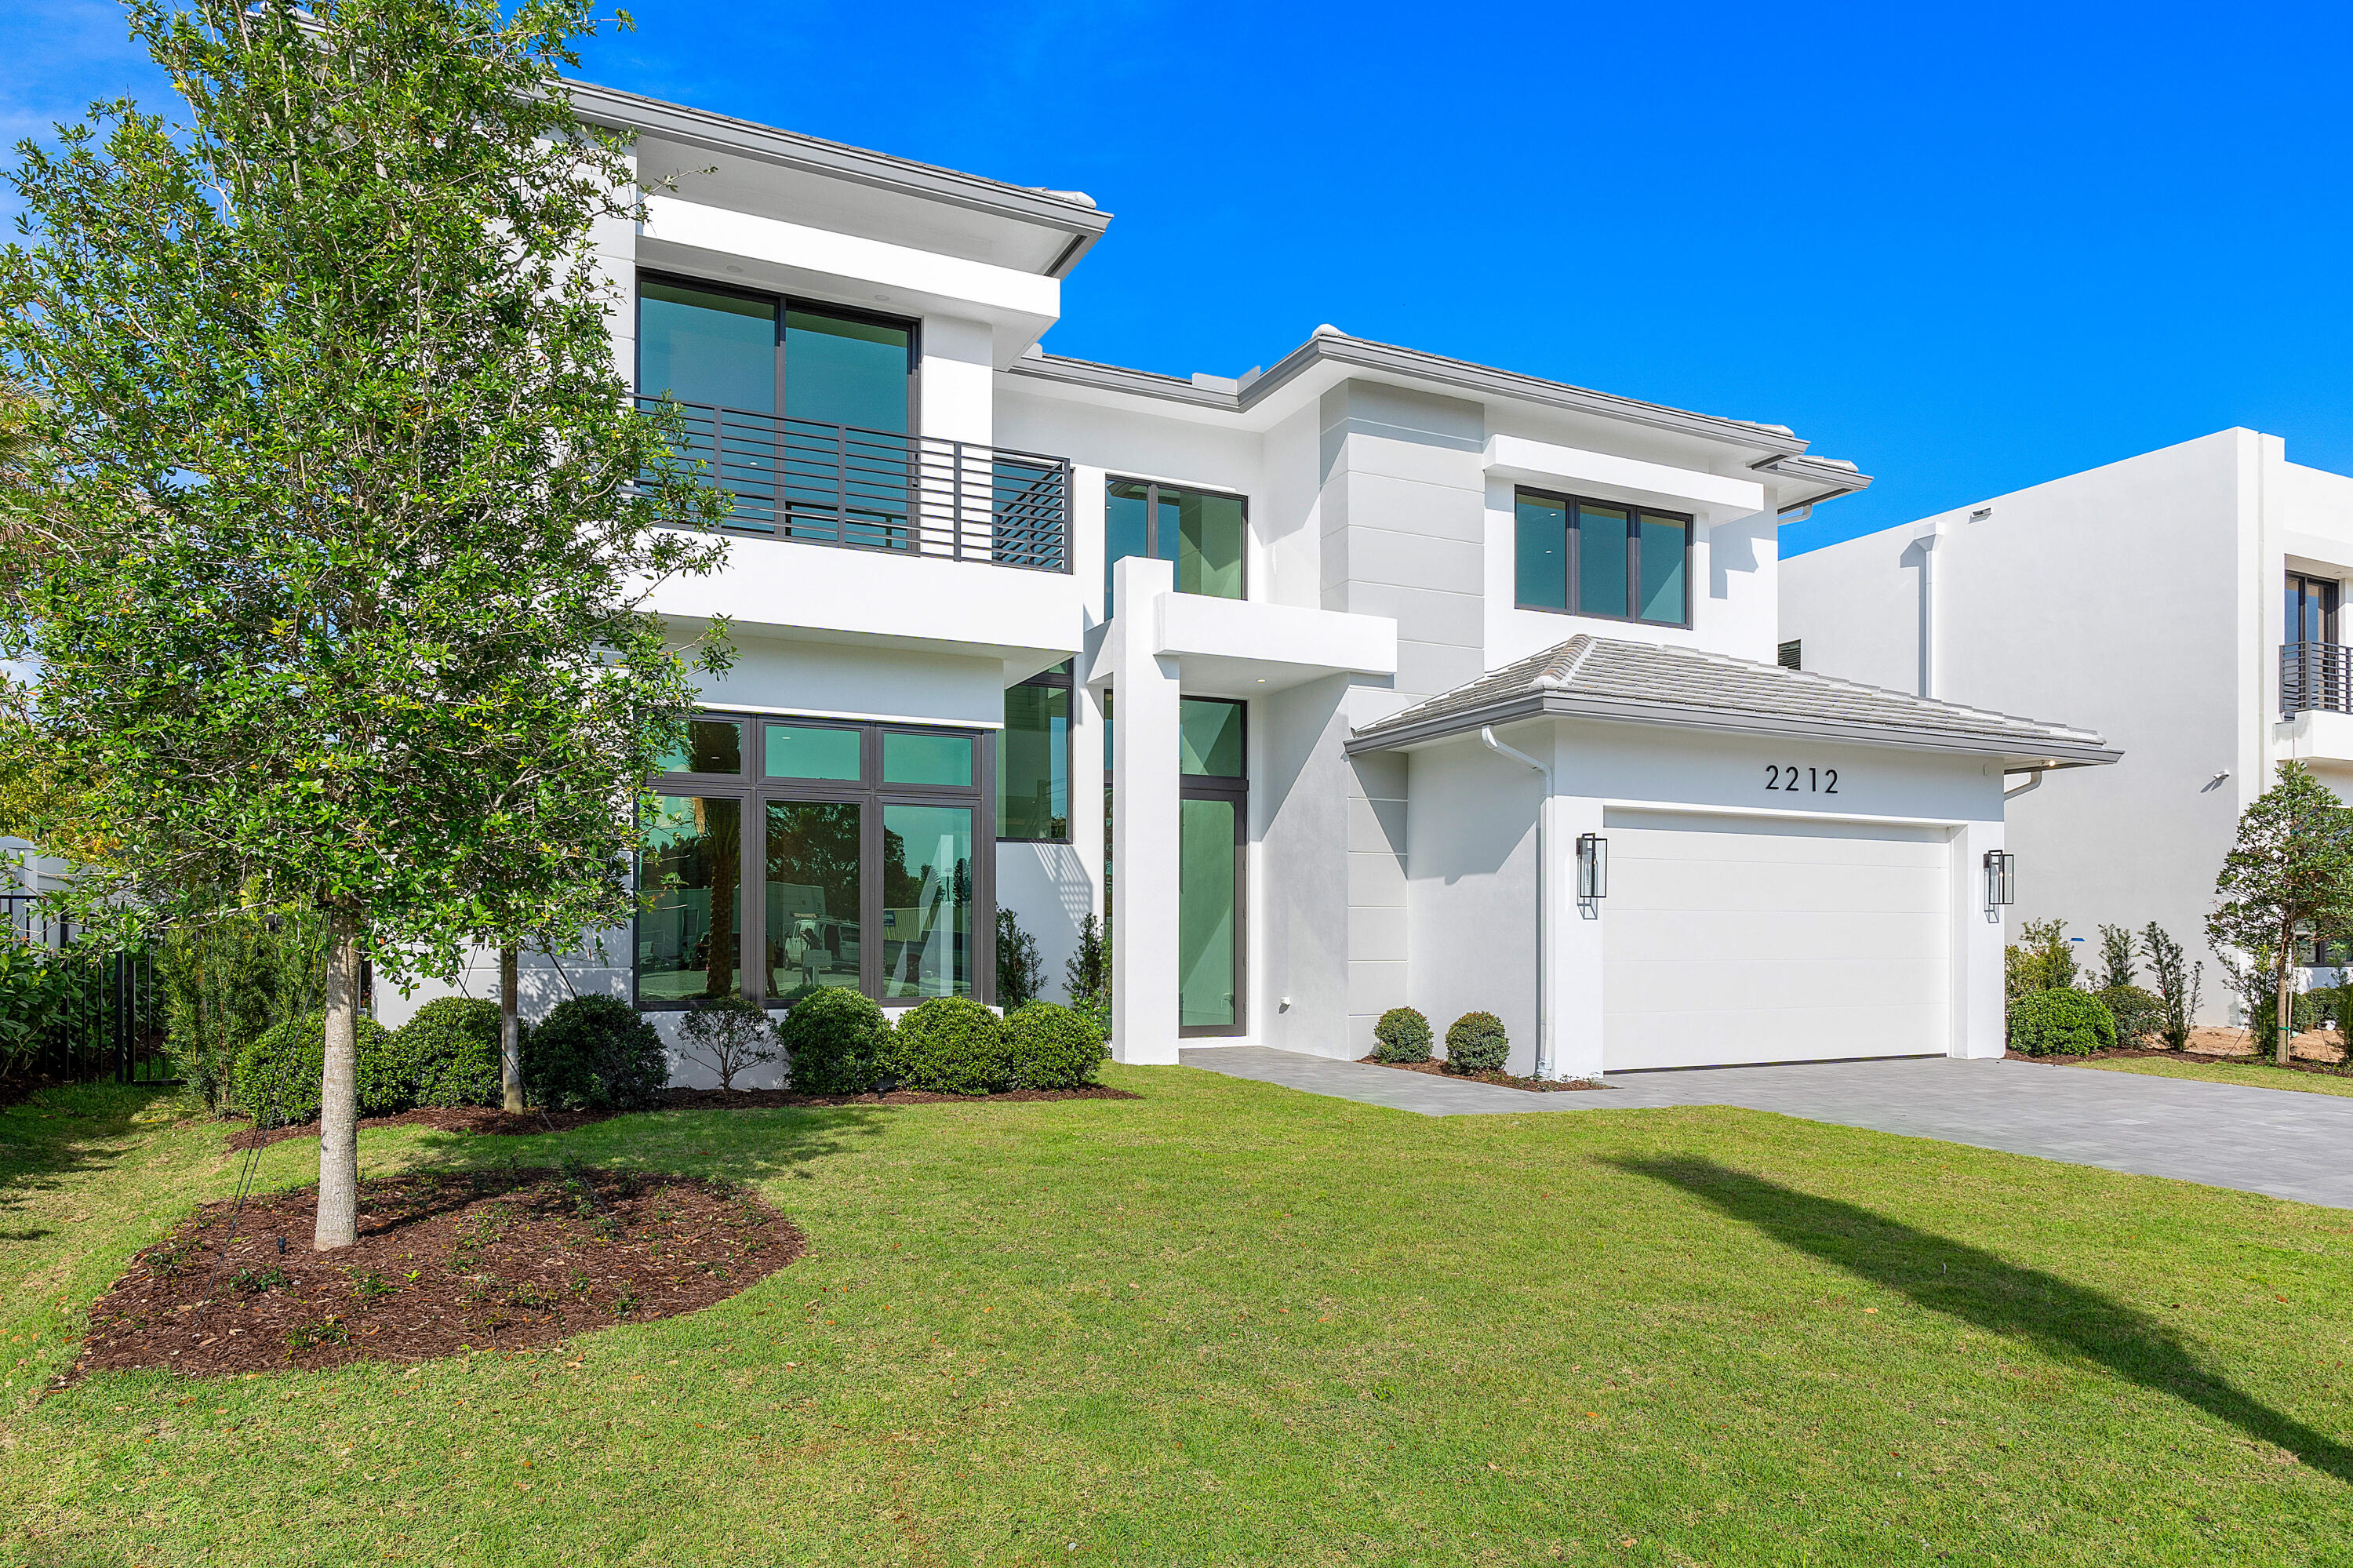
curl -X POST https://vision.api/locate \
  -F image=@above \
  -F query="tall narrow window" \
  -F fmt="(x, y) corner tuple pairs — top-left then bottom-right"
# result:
(765, 801), (862, 996)
(1000, 662), (1072, 842)
(1513, 487), (1693, 628)
(882, 804), (974, 1000)
(1105, 477), (1247, 613)
(1178, 697), (1246, 1036)
(2287, 573), (2338, 646)
(637, 795), (744, 1005)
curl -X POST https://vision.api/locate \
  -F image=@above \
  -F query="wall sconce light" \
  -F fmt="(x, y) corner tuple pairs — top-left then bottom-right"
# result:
(1984, 849), (2017, 908)
(1577, 833), (1608, 899)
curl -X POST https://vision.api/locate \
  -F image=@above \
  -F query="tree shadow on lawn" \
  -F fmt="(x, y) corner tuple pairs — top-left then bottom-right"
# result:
(0, 1084), (175, 1243)
(1613, 1155), (2353, 1486)
(391, 1103), (896, 1188)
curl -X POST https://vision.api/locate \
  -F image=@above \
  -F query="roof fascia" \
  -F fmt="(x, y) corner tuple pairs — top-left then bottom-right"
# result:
(1344, 693), (2119, 768)
(569, 81), (1113, 277)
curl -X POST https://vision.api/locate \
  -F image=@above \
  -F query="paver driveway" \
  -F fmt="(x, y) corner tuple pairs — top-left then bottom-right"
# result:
(1178, 1046), (2353, 1210)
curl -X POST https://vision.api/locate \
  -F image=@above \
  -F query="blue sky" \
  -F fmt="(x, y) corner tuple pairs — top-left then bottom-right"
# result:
(6, 0), (2351, 551)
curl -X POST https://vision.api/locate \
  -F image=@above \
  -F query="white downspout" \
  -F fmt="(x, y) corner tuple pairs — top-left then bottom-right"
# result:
(1917, 524), (1943, 699)
(1481, 726), (1553, 1080)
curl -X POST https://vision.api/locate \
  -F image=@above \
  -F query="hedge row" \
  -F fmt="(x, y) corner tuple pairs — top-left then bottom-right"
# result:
(780, 991), (1107, 1096)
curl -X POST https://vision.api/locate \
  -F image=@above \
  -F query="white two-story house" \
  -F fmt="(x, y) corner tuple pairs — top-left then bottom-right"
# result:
(384, 82), (2117, 1079)
(1783, 429), (2353, 1023)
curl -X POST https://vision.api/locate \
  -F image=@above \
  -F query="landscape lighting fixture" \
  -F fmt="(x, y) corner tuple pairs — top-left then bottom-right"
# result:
(1984, 849), (2017, 908)
(1577, 834), (1608, 900)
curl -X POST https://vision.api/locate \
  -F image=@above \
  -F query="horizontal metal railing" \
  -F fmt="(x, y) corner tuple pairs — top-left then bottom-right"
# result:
(637, 396), (1072, 573)
(2282, 642), (2353, 716)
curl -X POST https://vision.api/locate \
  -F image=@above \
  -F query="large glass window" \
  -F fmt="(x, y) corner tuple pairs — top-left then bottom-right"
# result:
(1179, 697), (1245, 777)
(637, 795), (743, 1004)
(637, 281), (776, 413)
(1177, 697), (1246, 1036)
(1514, 488), (1693, 628)
(1105, 477), (1247, 613)
(783, 307), (911, 435)
(882, 805), (974, 1000)
(637, 714), (989, 1008)
(1000, 662), (1072, 842)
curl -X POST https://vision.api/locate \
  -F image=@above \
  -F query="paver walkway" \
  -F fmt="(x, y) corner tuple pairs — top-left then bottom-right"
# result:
(1177, 1046), (2353, 1209)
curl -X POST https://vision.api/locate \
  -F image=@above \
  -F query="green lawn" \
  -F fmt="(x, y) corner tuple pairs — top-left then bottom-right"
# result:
(2075, 1054), (2353, 1100)
(5, 1069), (2352, 1566)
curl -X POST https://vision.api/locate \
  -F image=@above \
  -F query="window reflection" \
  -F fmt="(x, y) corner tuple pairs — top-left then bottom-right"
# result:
(638, 795), (741, 1002)
(882, 804), (973, 999)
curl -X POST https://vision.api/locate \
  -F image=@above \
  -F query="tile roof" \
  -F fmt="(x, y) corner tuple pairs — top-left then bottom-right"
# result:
(1346, 635), (2117, 765)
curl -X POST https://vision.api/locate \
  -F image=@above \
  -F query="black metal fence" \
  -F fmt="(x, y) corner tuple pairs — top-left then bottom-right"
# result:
(2, 894), (170, 1086)
(637, 397), (1074, 573)
(2282, 641), (2353, 716)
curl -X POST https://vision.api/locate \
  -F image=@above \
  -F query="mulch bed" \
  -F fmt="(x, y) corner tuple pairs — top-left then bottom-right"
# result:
(2008, 1046), (2353, 1080)
(76, 1166), (804, 1381)
(1358, 1056), (1603, 1093)
(226, 1082), (1140, 1150)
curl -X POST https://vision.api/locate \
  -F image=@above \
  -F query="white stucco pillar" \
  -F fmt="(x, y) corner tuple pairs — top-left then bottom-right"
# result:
(1551, 790), (1607, 1081)
(1110, 556), (1180, 1064)
(1952, 817), (2008, 1059)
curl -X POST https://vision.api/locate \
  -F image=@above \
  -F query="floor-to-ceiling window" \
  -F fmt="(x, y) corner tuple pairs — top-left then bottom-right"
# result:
(1105, 478), (1247, 614)
(1177, 697), (1246, 1035)
(635, 275), (916, 542)
(637, 714), (991, 1009)
(1513, 489), (1691, 627)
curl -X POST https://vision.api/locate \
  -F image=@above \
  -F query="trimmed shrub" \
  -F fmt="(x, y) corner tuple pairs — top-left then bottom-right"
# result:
(524, 995), (668, 1112)
(231, 1012), (402, 1127)
(780, 987), (892, 1096)
(393, 997), (502, 1108)
(2007, 988), (2116, 1057)
(1442, 1011), (1509, 1076)
(1002, 1001), (1108, 1090)
(2097, 984), (2163, 1050)
(889, 996), (1009, 1095)
(1372, 1006), (1433, 1064)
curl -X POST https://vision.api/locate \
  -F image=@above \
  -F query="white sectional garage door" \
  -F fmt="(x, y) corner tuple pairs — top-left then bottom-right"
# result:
(1602, 809), (1951, 1071)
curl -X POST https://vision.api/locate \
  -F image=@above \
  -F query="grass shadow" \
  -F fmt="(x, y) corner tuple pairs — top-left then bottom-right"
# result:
(387, 1103), (897, 1188)
(0, 1084), (180, 1242)
(1613, 1154), (2353, 1485)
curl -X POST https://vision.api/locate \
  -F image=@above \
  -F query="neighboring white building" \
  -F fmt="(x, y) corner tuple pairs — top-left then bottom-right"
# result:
(384, 82), (2117, 1081)
(1782, 428), (2353, 1022)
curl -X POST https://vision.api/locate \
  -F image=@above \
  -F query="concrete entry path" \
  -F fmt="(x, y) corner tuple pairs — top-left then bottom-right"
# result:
(1178, 1046), (2353, 1210)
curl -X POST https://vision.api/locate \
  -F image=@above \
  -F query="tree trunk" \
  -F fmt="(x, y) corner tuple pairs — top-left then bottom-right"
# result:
(314, 908), (364, 1251)
(500, 944), (523, 1112)
(2276, 951), (2295, 1068)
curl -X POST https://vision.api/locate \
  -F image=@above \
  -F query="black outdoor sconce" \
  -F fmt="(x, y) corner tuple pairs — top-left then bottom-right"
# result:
(1577, 833), (1609, 900)
(1984, 849), (2017, 908)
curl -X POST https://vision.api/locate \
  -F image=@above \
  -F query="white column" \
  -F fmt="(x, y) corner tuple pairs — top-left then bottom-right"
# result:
(1951, 817), (2008, 1058)
(1551, 791), (1607, 1081)
(1111, 555), (1181, 1064)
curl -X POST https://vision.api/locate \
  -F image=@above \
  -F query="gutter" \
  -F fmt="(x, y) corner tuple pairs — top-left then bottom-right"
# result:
(1480, 727), (1554, 1081)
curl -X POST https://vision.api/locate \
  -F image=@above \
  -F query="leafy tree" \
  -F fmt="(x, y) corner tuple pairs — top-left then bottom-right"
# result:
(2207, 762), (2353, 1067)
(0, 0), (731, 1246)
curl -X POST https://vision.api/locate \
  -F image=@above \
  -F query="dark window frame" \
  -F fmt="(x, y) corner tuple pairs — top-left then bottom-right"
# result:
(1105, 475), (1251, 606)
(636, 711), (995, 1011)
(1512, 486), (1693, 629)
(998, 662), (1074, 845)
(1176, 697), (1248, 1039)
(634, 270), (923, 437)
(2286, 571), (2339, 646)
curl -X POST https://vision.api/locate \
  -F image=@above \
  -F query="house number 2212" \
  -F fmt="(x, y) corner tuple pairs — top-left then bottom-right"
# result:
(1766, 764), (1838, 794)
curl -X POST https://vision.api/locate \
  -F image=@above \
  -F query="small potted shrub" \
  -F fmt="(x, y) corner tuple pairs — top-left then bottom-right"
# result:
(1442, 1011), (1510, 1076)
(1372, 1006), (1432, 1064)
(889, 996), (1009, 1095)
(1002, 1001), (1109, 1090)
(780, 988), (892, 1095)
(525, 995), (669, 1111)
(392, 996), (502, 1108)
(2007, 989), (2117, 1057)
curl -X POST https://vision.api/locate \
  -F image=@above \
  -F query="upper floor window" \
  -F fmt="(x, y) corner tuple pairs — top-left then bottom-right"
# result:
(1514, 489), (1690, 628)
(1106, 478), (1246, 613)
(999, 662), (1072, 843)
(2287, 573), (2338, 646)
(636, 275), (915, 435)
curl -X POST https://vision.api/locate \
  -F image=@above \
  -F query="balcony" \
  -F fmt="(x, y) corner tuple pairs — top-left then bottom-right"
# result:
(639, 396), (1072, 574)
(2282, 642), (2353, 716)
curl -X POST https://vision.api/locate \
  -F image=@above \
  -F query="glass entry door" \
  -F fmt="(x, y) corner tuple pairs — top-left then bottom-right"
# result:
(2288, 573), (2338, 646)
(1177, 698), (1246, 1035)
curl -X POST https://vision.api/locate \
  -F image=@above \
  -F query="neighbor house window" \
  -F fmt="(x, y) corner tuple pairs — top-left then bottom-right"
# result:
(1514, 489), (1690, 627)
(1106, 478), (1246, 613)
(638, 714), (991, 1009)
(999, 662), (1072, 842)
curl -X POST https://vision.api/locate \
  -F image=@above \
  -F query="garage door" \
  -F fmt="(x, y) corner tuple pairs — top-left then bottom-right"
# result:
(1602, 809), (1951, 1071)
